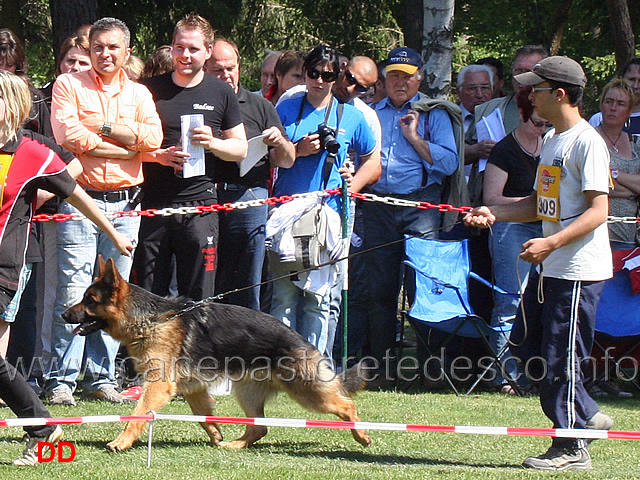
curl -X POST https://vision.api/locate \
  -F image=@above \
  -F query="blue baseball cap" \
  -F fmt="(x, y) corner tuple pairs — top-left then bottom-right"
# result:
(385, 47), (423, 75)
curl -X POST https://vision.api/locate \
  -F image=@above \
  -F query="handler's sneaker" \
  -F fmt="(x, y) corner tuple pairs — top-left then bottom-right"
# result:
(13, 425), (64, 466)
(522, 446), (592, 471)
(586, 410), (614, 430)
(585, 410), (614, 445)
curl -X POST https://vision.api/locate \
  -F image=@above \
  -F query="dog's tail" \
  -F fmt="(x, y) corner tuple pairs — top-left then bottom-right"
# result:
(341, 361), (368, 396)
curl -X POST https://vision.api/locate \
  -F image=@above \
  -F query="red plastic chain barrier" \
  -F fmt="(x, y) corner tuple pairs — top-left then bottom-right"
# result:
(30, 188), (639, 224)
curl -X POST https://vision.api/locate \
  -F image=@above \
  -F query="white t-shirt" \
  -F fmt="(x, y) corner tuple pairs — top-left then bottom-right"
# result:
(537, 119), (612, 281)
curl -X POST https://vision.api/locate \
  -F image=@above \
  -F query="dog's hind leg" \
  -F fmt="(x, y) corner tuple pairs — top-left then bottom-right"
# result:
(285, 381), (372, 447)
(107, 380), (177, 452)
(182, 388), (223, 446)
(219, 381), (272, 449)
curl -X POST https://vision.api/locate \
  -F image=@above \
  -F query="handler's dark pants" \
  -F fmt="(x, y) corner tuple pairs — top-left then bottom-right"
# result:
(1, 355), (57, 438)
(511, 268), (604, 449)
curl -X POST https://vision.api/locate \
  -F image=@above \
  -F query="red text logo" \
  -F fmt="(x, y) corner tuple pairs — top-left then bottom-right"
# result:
(37, 442), (76, 463)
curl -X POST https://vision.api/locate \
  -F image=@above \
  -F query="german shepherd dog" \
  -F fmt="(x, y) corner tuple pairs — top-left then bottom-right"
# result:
(62, 257), (371, 451)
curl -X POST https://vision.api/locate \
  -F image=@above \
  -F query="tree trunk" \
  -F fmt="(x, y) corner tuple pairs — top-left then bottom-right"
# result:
(421, 0), (455, 99)
(549, 0), (574, 55)
(49, 0), (98, 63)
(0, 0), (22, 37)
(403, 0), (423, 52)
(606, 0), (635, 75)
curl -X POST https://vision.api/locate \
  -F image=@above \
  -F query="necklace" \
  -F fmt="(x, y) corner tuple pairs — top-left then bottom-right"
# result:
(598, 125), (622, 154)
(513, 129), (539, 156)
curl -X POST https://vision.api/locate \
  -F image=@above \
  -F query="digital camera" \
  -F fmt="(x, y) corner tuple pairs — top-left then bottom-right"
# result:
(314, 123), (339, 155)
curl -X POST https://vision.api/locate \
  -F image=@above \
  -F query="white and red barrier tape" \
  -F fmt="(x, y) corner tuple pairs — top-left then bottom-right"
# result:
(2, 413), (639, 441)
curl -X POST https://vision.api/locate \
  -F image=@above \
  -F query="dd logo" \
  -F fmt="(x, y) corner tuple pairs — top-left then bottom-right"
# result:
(38, 441), (76, 463)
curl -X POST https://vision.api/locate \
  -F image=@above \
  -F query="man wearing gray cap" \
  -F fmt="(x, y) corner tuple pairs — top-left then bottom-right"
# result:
(465, 56), (613, 471)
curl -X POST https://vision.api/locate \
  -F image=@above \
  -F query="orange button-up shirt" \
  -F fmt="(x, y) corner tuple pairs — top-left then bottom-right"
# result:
(51, 68), (163, 190)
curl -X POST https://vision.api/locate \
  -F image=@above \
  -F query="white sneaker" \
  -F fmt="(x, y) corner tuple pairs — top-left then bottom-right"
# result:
(13, 425), (64, 466)
(522, 446), (592, 471)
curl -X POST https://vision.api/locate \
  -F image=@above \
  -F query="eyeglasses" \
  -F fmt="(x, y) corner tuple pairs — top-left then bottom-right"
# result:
(531, 119), (553, 128)
(345, 69), (369, 93)
(531, 86), (555, 93)
(307, 68), (337, 82)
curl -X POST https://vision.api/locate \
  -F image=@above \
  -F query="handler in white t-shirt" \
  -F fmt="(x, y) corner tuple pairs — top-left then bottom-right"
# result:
(465, 56), (613, 472)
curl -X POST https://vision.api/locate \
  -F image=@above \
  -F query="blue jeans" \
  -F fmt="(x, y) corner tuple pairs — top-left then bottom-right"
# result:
(270, 274), (331, 353)
(44, 198), (139, 394)
(488, 220), (541, 384)
(215, 185), (268, 311)
(362, 184), (443, 374)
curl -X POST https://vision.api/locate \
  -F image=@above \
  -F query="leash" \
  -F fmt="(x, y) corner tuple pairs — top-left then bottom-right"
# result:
(167, 220), (463, 319)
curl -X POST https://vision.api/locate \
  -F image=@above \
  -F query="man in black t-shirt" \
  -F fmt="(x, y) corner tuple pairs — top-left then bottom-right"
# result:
(206, 39), (294, 311)
(133, 14), (247, 300)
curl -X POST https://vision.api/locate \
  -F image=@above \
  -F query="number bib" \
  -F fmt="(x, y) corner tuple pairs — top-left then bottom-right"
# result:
(536, 164), (561, 222)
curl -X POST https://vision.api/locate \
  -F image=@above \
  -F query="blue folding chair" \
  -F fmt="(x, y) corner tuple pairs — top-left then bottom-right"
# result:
(401, 236), (522, 395)
(590, 262), (640, 393)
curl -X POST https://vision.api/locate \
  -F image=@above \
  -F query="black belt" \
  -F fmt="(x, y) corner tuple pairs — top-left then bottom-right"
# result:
(85, 186), (138, 202)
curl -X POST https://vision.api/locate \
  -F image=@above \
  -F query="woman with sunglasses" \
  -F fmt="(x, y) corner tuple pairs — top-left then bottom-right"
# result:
(269, 45), (380, 356)
(482, 86), (546, 394)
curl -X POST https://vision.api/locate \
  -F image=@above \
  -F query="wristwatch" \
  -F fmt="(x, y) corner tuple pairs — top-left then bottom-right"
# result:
(611, 168), (619, 180)
(100, 122), (112, 137)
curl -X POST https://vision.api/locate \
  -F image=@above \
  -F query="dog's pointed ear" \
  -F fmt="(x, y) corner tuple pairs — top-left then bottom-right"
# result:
(97, 255), (106, 276)
(101, 258), (123, 287)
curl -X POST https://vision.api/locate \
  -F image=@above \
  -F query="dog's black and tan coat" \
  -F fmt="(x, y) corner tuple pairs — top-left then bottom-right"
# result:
(63, 257), (371, 451)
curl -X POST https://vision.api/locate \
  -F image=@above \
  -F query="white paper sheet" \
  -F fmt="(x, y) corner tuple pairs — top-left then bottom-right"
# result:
(239, 134), (269, 177)
(475, 108), (507, 171)
(180, 114), (205, 178)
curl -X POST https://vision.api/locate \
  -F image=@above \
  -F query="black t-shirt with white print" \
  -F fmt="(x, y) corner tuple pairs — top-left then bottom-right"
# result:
(140, 72), (242, 207)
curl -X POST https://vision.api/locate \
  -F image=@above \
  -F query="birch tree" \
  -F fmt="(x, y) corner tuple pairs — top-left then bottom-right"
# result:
(421, 0), (454, 99)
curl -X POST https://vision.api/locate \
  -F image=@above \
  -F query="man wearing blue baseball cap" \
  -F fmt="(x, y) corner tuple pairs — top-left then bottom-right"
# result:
(362, 47), (459, 388)
(465, 56), (614, 471)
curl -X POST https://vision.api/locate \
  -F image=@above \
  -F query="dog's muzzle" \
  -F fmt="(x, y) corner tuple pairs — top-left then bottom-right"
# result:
(62, 308), (107, 336)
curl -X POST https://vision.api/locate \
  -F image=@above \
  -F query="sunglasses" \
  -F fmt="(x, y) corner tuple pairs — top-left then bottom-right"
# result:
(307, 68), (337, 82)
(531, 119), (552, 128)
(345, 69), (369, 93)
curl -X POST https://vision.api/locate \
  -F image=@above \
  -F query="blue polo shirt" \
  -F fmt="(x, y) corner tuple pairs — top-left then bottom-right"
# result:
(275, 95), (376, 211)
(372, 94), (458, 194)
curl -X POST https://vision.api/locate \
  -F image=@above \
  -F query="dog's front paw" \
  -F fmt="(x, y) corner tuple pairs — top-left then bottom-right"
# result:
(107, 435), (134, 452)
(219, 440), (251, 449)
(352, 430), (372, 447)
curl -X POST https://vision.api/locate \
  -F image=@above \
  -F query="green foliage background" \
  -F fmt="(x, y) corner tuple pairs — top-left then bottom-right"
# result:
(2, 0), (639, 115)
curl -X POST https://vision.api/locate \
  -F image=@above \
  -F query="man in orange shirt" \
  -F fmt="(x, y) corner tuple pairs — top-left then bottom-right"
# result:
(44, 17), (162, 405)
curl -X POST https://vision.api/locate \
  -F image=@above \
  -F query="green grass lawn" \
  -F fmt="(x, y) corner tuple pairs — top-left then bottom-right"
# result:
(1, 390), (639, 479)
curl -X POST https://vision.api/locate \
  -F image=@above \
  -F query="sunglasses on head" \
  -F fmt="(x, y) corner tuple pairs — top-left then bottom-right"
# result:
(307, 68), (337, 82)
(345, 69), (369, 93)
